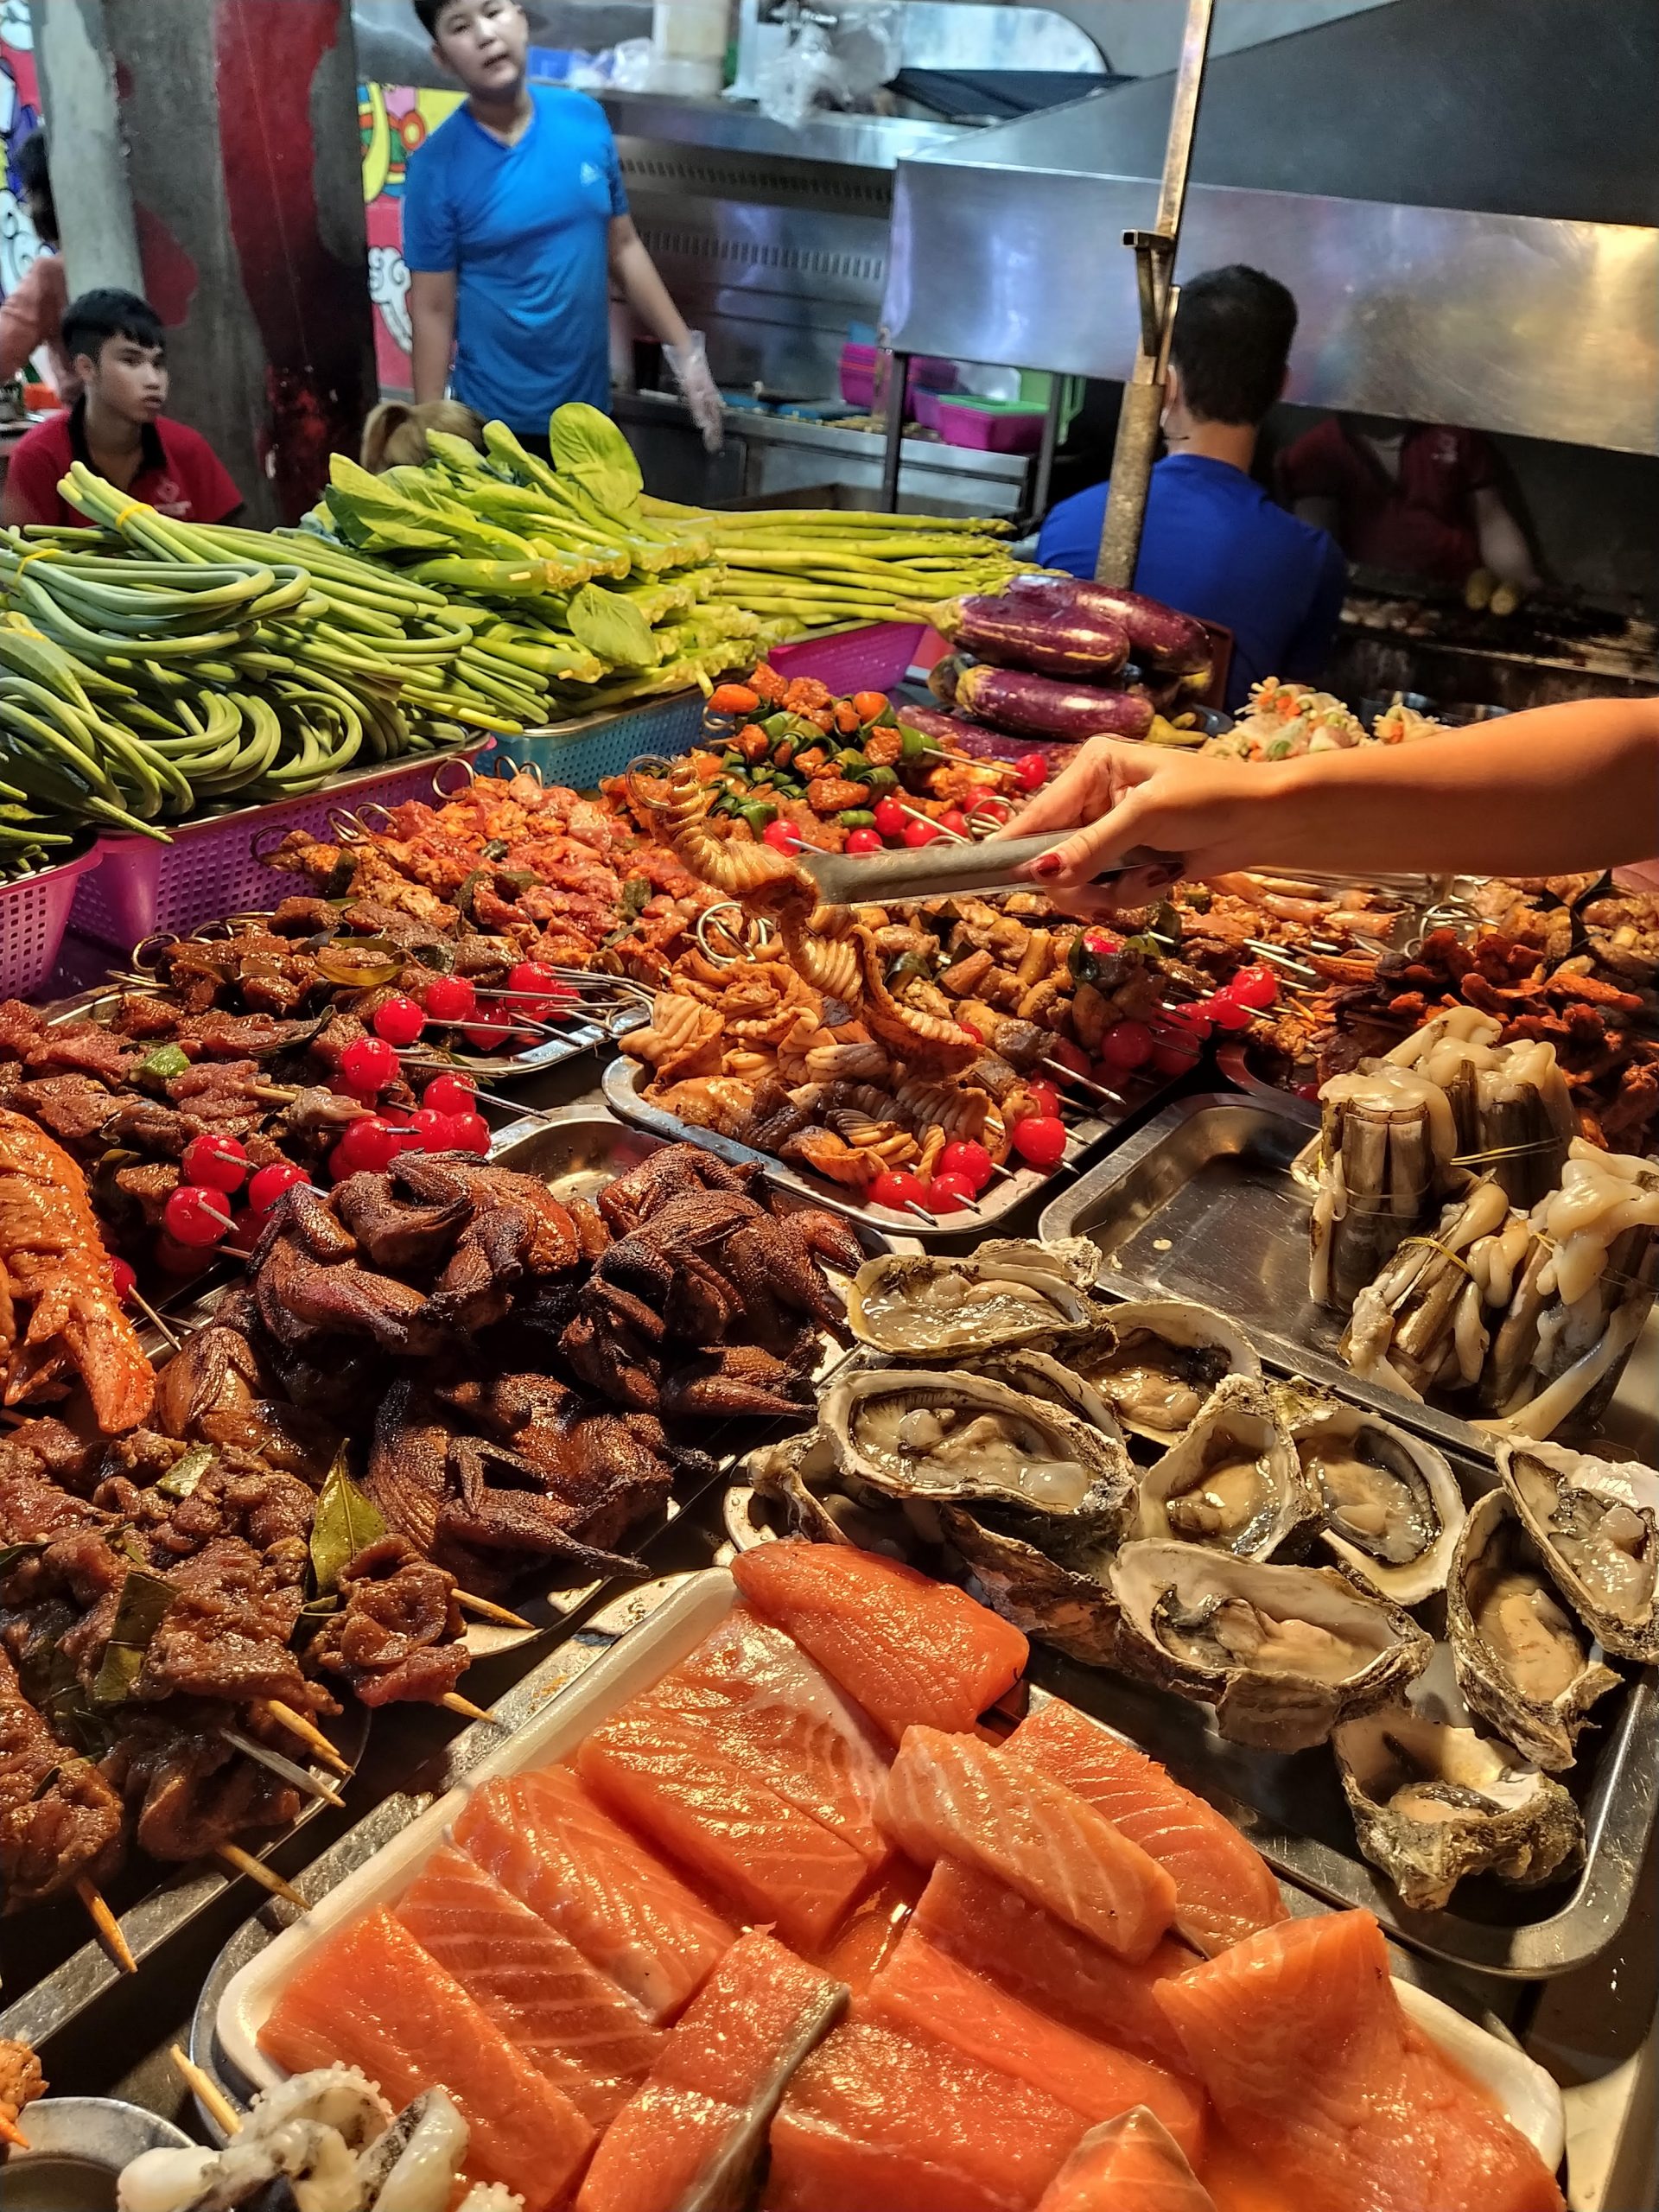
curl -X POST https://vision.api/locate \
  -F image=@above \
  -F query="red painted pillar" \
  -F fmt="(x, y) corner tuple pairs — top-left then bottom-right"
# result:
(105, 0), (377, 524)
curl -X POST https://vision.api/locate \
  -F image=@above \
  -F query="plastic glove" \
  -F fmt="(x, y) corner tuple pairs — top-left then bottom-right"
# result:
(664, 331), (724, 454)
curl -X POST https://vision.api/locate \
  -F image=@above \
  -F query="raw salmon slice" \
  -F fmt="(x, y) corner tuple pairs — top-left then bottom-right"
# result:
(258, 1905), (593, 2212)
(455, 1767), (734, 2023)
(637, 1604), (892, 1866)
(865, 1929), (1206, 2168)
(577, 1930), (845, 2212)
(578, 1709), (871, 1951)
(1154, 1911), (1565, 2212)
(806, 1856), (926, 1996)
(1036, 2109), (1217, 2211)
(1007, 1700), (1287, 1956)
(877, 1726), (1177, 1963)
(730, 1543), (1027, 1743)
(914, 1860), (1193, 2073)
(396, 1844), (663, 2125)
(766, 2017), (1084, 2212)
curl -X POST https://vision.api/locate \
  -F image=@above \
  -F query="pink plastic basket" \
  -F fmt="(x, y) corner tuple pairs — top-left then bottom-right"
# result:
(0, 846), (104, 1000)
(72, 747), (485, 952)
(934, 397), (1047, 454)
(770, 622), (931, 694)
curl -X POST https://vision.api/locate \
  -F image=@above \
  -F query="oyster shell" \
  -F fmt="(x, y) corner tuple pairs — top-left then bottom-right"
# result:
(1497, 1440), (1659, 1663)
(940, 1503), (1121, 1666)
(1276, 1385), (1465, 1604)
(1110, 1539), (1432, 1752)
(975, 1347), (1126, 1440)
(1333, 1700), (1583, 1911)
(1078, 1299), (1262, 1441)
(845, 1253), (1105, 1359)
(822, 1367), (1135, 1530)
(1446, 1487), (1622, 1771)
(1135, 1376), (1319, 1560)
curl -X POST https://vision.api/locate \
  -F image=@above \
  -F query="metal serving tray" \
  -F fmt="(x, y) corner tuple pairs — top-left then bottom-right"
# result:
(602, 1053), (1172, 1241)
(1039, 1090), (1659, 1468)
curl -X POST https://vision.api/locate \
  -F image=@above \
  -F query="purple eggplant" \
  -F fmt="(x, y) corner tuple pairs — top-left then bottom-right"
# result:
(945, 660), (1156, 744)
(1004, 575), (1211, 677)
(930, 590), (1130, 680)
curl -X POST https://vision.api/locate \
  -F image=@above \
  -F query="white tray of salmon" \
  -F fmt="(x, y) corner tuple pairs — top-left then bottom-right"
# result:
(198, 1544), (1568, 2212)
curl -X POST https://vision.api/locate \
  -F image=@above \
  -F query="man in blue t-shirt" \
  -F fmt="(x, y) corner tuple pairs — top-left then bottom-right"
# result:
(1039, 267), (1345, 712)
(404, 0), (721, 450)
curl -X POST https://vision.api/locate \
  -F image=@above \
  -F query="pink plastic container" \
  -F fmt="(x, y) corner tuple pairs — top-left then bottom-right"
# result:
(72, 747), (485, 952)
(770, 622), (930, 694)
(0, 846), (103, 1000)
(935, 397), (1047, 454)
(837, 346), (960, 417)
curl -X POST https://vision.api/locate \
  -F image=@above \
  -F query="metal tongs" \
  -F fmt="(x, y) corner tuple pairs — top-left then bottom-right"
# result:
(792, 830), (1181, 908)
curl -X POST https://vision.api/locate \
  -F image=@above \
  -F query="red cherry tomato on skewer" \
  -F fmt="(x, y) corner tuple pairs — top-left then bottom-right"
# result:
(247, 1160), (308, 1215)
(341, 1035), (399, 1093)
(1015, 753), (1049, 791)
(927, 1170), (977, 1214)
(462, 1003), (517, 1052)
(938, 1139), (994, 1194)
(1203, 992), (1254, 1033)
(843, 827), (883, 855)
(372, 994), (425, 1046)
(871, 796), (906, 841)
(1098, 1019), (1154, 1072)
(423, 974), (477, 1024)
(344, 1116), (404, 1174)
(938, 807), (969, 839)
(107, 1255), (137, 1303)
(902, 817), (942, 849)
(226, 1210), (263, 1255)
(423, 1074), (477, 1117)
(1011, 1115), (1067, 1173)
(1082, 931), (1122, 958)
(868, 1169), (930, 1214)
(1148, 1028), (1203, 1078)
(1228, 963), (1281, 1011)
(406, 1107), (462, 1152)
(162, 1185), (233, 1247)
(764, 818), (804, 855)
(451, 1113), (492, 1157)
(181, 1132), (247, 1193)
(1020, 1080), (1062, 1120)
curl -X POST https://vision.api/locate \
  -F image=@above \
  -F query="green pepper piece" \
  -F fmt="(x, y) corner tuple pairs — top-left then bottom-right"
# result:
(836, 749), (870, 775)
(721, 750), (746, 772)
(741, 801), (779, 836)
(863, 765), (898, 793)
(899, 724), (929, 759)
(838, 808), (877, 829)
(763, 712), (795, 738)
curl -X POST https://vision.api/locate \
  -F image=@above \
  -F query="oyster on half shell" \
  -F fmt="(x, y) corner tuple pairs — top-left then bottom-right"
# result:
(1333, 1700), (1584, 1912)
(1078, 1300), (1261, 1441)
(1447, 1487), (1622, 1771)
(975, 1348), (1126, 1440)
(1135, 1376), (1318, 1560)
(1275, 1384), (1466, 1605)
(822, 1367), (1135, 1530)
(1111, 1539), (1432, 1752)
(1497, 1440), (1659, 1663)
(845, 1253), (1106, 1359)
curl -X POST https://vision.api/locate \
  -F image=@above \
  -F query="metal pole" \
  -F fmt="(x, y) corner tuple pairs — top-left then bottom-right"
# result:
(879, 349), (910, 513)
(1031, 376), (1066, 524)
(1095, 0), (1214, 585)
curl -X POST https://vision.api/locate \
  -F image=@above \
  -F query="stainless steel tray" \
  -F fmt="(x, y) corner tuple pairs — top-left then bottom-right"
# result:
(721, 1480), (1657, 1980)
(1039, 1090), (1659, 1468)
(602, 1054), (1171, 1241)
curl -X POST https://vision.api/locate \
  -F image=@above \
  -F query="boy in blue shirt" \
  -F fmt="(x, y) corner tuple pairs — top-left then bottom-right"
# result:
(405, 0), (721, 449)
(1039, 267), (1345, 712)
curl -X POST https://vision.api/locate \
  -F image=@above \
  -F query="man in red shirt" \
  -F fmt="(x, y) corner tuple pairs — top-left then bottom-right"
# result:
(1277, 413), (1537, 595)
(1, 288), (242, 529)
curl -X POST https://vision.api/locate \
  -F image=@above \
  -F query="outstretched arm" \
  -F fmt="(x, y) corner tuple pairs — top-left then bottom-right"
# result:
(1005, 697), (1659, 916)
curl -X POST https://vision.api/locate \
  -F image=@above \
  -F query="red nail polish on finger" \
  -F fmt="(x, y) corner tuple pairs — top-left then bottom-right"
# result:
(1033, 854), (1062, 879)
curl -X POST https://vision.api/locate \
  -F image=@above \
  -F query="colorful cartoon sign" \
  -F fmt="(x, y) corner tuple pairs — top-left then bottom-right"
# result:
(360, 80), (461, 392)
(0, 9), (45, 320)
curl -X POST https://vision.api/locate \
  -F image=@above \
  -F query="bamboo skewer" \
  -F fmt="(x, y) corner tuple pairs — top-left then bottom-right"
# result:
(442, 1691), (500, 1726)
(170, 2043), (242, 2138)
(75, 1875), (136, 1974)
(217, 1845), (308, 1909)
(260, 1699), (353, 1778)
(454, 1590), (536, 1630)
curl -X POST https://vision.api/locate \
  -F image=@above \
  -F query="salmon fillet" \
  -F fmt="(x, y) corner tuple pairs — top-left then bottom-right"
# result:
(578, 1709), (872, 1951)
(731, 1543), (1028, 1743)
(396, 1844), (663, 2125)
(914, 1860), (1193, 2073)
(865, 1929), (1206, 2167)
(635, 1605), (892, 1866)
(577, 1930), (845, 2212)
(454, 1767), (734, 2024)
(877, 1726), (1178, 1964)
(257, 1905), (593, 2211)
(1007, 1700), (1287, 1955)
(1154, 1911), (1565, 2212)
(766, 2017), (1085, 2212)
(807, 1857), (926, 1996)
(1036, 2109), (1217, 2211)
